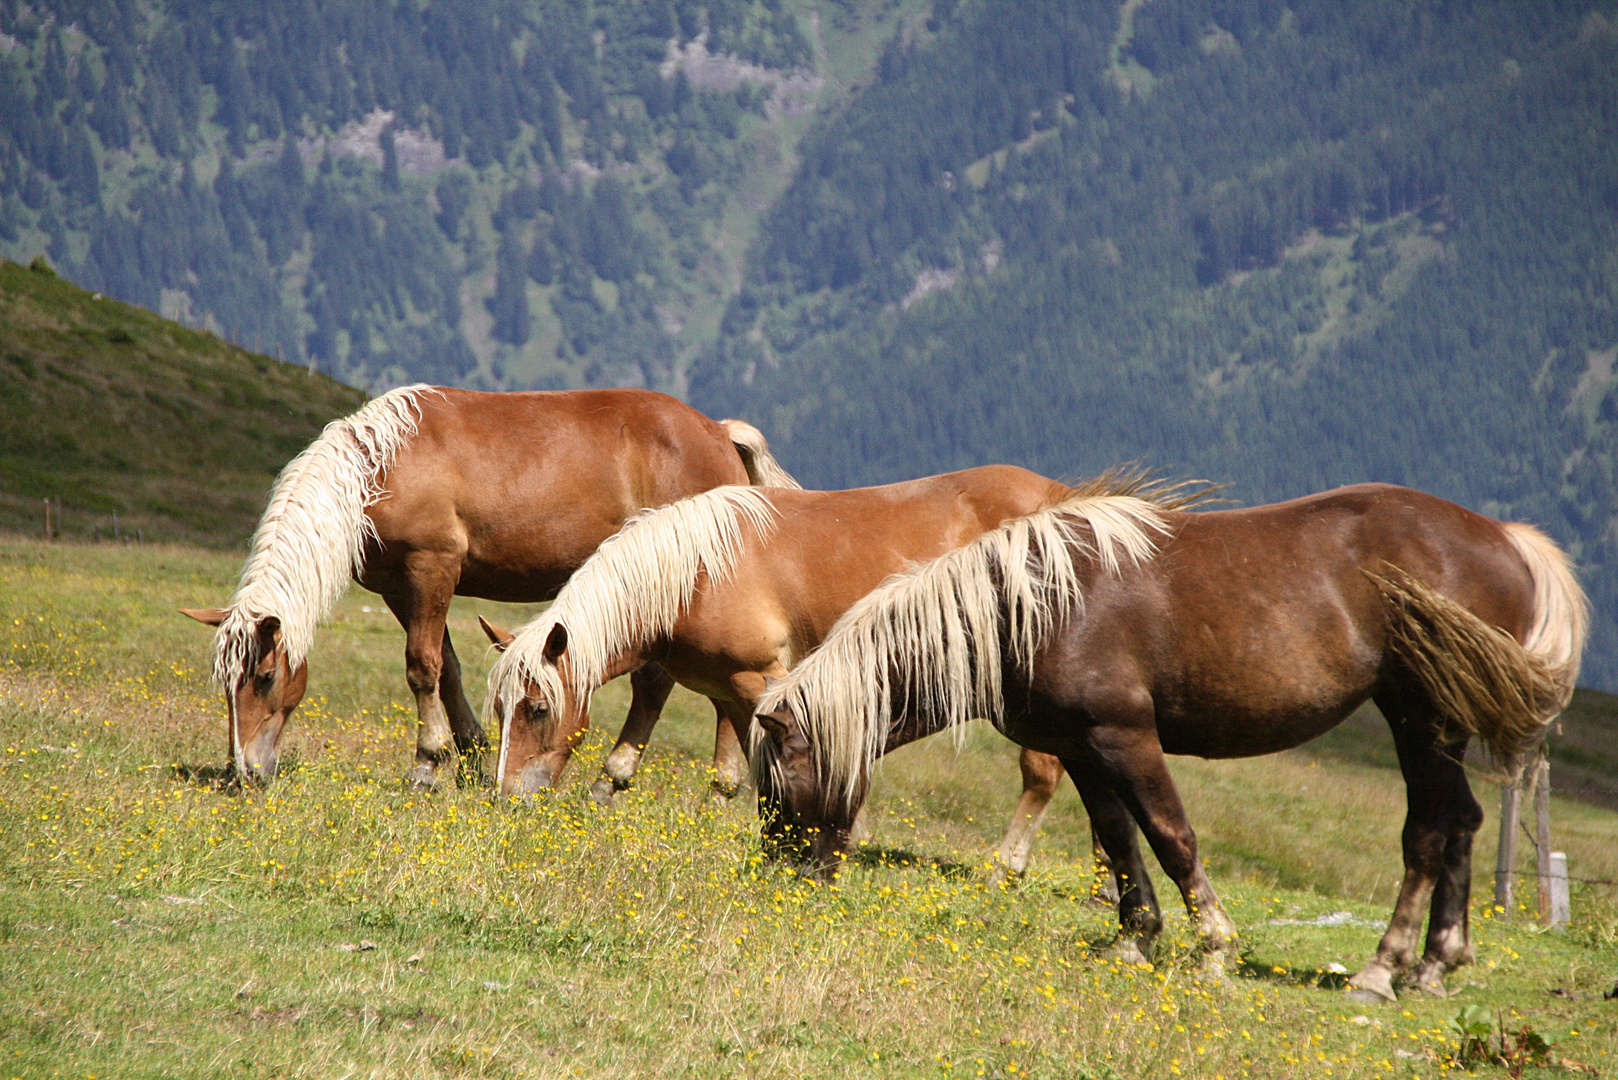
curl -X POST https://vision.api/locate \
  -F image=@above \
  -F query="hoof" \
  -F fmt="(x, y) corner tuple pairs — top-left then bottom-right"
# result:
(589, 776), (618, 807)
(1413, 961), (1450, 998)
(1103, 938), (1152, 966)
(404, 763), (442, 792)
(710, 779), (741, 800)
(1198, 949), (1234, 981)
(1345, 964), (1398, 1004)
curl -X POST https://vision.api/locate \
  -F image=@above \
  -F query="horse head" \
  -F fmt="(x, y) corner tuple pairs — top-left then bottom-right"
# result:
(181, 607), (309, 786)
(754, 701), (860, 881)
(481, 616), (590, 797)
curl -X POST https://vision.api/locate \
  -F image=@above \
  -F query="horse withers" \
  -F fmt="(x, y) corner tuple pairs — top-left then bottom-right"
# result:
(752, 483), (1585, 1001)
(182, 385), (796, 790)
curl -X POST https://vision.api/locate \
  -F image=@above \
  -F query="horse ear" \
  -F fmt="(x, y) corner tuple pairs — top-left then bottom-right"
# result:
(478, 615), (515, 651)
(543, 622), (568, 661)
(179, 607), (228, 627)
(755, 708), (792, 741)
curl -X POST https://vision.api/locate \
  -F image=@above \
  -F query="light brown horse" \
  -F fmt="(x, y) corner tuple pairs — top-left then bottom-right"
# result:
(753, 483), (1586, 1002)
(478, 467), (1104, 837)
(182, 385), (797, 789)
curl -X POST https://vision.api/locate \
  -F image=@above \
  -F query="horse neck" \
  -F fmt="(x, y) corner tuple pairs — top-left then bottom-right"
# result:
(597, 646), (647, 687)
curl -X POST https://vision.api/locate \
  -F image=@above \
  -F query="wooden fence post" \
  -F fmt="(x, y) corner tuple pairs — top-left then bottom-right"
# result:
(1494, 764), (1521, 911)
(1548, 852), (1570, 929)
(1535, 753), (1553, 921)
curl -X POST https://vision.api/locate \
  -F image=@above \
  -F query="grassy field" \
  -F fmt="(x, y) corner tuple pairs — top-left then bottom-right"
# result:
(1, 532), (1615, 1079)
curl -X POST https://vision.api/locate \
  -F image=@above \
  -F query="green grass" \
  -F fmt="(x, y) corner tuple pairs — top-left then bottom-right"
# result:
(0, 258), (366, 548)
(1, 532), (1615, 1079)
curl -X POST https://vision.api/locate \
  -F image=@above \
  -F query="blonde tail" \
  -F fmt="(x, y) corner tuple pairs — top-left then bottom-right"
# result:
(720, 419), (802, 490)
(1370, 527), (1586, 762)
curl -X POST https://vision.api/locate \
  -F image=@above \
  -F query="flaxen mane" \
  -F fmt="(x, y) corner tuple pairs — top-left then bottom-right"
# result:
(753, 478), (1191, 810)
(212, 385), (440, 689)
(486, 486), (780, 765)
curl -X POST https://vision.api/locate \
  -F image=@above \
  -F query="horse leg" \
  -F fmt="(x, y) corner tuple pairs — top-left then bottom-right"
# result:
(383, 569), (458, 792)
(1348, 692), (1483, 1003)
(1074, 723), (1240, 970)
(590, 663), (676, 805)
(711, 699), (748, 799)
(992, 749), (1064, 881)
(437, 628), (488, 785)
(1062, 757), (1161, 964)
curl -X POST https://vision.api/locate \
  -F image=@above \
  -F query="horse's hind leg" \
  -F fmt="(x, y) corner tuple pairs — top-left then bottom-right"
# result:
(1348, 691), (1483, 1003)
(992, 749), (1064, 881)
(1062, 757), (1161, 964)
(590, 663), (676, 805)
(437, 628), (489, 783)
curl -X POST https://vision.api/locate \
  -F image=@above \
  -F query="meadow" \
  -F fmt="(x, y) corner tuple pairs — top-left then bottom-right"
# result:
(1, 532), (1615, 1079)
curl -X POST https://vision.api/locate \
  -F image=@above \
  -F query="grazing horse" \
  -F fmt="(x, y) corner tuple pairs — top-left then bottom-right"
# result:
(752, 483), (1586, 1001)
(182, 385), (797, 789)
(479, 468), (1138, 849)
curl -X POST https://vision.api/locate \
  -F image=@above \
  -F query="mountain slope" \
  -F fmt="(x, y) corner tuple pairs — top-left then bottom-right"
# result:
(0, 0), (913, 396)
(689, 0), (1618, 685)
(0, 257), (365, 546)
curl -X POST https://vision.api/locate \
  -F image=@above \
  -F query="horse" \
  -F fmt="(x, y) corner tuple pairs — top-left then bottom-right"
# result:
(751, 483), (1586, 1002)
(478, 467), (1157, 863)
(181, 384), (798, 790)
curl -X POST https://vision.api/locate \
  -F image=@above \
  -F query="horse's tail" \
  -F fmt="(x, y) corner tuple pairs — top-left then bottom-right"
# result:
(1370, 525), (1588, 762)
(1502, 522), (1590, 708)
(720, 419), (802, 489)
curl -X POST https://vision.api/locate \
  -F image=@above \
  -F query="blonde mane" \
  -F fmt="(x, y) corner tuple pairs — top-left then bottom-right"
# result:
(752, 487), (1175, 810)
(486, 486), (780, 769)
(212, 385), (439, 688)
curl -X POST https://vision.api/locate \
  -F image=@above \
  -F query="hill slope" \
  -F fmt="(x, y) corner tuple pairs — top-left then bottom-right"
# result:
(0, 0), (912, 396)
(0, 257), (365, 546)
(688, 0), (1618, 685)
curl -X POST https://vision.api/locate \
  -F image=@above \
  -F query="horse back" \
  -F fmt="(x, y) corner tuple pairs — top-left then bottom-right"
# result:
(363, 388), (748, 600)
(1042, 484), (1539, 759)
(673, 465), (1068, 670)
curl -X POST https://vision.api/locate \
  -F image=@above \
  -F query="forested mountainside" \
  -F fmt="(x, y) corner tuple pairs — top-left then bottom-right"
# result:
(0, 0), (900, 393)
(689, 0), (1618, 686)
(5, 0), (1618, 685)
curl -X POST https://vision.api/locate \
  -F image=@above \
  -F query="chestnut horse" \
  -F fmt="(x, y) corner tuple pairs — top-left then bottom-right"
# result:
(182, 385), (797, 789)
(479, 467), (1127, 844)
(753, 483), (1586, 1002)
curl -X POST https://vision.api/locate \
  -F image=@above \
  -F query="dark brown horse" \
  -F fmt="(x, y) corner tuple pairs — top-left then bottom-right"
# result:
(753, 483), (1586, 1002)
(182, 385), (796, 789)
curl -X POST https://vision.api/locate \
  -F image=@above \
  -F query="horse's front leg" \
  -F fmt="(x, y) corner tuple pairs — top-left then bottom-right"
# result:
(1062, 757), (1162, 965)
(992, 748), (1064, 881)
(383, 563), (460, 792)
(711, 699), (749, 799)
(1073, 719), (1239, 973)
(590, 663), (676, 805)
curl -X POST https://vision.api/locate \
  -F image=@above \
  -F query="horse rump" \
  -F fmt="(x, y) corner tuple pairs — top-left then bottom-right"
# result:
(1368, 527), (1585, 764)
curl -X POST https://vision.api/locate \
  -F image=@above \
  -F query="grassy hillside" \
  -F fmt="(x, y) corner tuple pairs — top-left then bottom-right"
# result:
(1, 534), (1615, 1078)
(0, 257), (365, 547)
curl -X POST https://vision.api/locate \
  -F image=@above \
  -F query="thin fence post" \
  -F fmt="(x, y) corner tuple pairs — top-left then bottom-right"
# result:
(1548, 852), (1570, 928)
(1535, 753), (1553, 921)
(1494, 765), (1521, 911)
